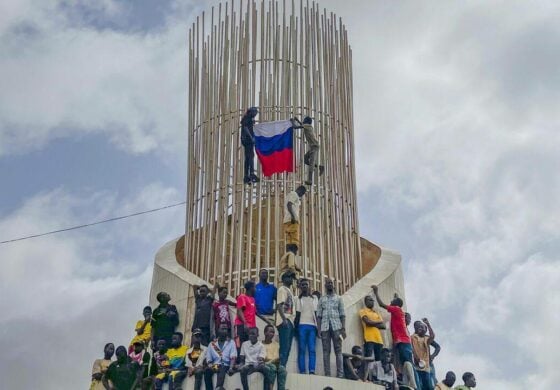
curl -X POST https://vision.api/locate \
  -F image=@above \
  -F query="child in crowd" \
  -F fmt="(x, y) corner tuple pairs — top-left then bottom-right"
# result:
(238, 327), (268, 390)
(129, 306), (152, 353)
(186, 329), (208, 390)
(154, 332), (187, 390)
(262, 324), (287, 390)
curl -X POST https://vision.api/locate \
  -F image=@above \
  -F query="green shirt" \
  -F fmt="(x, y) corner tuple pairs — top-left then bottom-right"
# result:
(105, 360), (140, 389)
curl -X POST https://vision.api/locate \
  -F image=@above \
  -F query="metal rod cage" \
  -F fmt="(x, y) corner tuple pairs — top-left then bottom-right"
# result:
(185, 0), (361, 296)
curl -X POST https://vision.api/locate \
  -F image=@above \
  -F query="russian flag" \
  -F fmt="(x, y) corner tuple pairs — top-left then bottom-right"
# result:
(254, 119), (294, 177)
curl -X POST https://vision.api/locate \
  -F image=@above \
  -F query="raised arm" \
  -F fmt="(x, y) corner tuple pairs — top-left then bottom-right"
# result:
(422, 318), (435, 343)
(192, 284), (200, 298)
(371, 285), (388, 310)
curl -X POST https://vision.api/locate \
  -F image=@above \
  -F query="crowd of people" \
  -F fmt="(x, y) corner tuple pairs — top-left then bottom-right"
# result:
(90, 271), (477, 390)
(90, 108), (476, 389)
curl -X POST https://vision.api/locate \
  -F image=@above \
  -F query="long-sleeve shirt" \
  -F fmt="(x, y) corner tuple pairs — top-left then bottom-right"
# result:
(317, 293), (345, 331)
(205, 339), (237, 366)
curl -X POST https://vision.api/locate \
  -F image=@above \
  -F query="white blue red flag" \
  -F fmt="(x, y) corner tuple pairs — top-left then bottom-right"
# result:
(253, 119), (294, 177)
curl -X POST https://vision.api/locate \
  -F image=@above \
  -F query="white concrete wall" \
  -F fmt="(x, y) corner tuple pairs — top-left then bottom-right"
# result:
(150, 237), (405, 389)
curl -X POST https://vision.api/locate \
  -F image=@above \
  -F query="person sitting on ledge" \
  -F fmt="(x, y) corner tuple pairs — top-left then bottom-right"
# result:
(103, 345), (141, 390)
(435, 371), (456, 390)
(454, 372), (476, 390)
(151, 292), (179, 350)
(343, 345), (370, 381)
(185, 329), (208, 390)
(155, 332), (187, 390)
(371, 348), (398, 390)
(90, 343), (114, 390)
(238, 327), (268, 390)
(262, 324), (287, 390)
(129, 306), (152, 353)
(204, 324), (238, 390)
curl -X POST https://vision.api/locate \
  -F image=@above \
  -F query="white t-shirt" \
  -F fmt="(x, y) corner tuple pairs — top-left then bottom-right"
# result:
(240, 340), (266, 365)
(295, 295), (317, 326)
(283, 191), (301, 223)
(276, 285), (295, 326)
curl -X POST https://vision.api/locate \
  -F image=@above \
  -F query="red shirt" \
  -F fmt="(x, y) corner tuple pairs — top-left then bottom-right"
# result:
(387, 305), (411, 344)
(234, 294), (256, 327)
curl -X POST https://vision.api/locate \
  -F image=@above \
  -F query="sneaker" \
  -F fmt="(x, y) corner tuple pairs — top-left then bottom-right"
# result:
(305, 180), (312, 185)
(250, 174), (260, 183)
(243, 176), (251, 184)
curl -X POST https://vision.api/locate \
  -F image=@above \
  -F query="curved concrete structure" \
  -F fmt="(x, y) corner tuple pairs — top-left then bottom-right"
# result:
(150, 235), (405, 389)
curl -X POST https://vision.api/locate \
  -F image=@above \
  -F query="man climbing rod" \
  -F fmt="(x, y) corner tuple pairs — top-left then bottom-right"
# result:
(240, 107), (260, 184)
(291, 116), (324, 185)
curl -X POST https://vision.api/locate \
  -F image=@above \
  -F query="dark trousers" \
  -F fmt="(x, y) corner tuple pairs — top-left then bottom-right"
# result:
(243, 144), (255, 178)
(417, 370), (433, 390)
(364, 341), (383, 361)
(204, 365), (229, 390)
(199, 327), (211, 346)
(277, 321), (294, 367)
(191, 369), (204, 390)
(321, 328), (343, 377)
(396, 342), (413, 364)
(240, 364), (268, 390)
(236, 324), (249, 354)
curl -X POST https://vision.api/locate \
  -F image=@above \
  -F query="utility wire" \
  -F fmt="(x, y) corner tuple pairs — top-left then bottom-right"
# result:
(0, 201), (186, 245)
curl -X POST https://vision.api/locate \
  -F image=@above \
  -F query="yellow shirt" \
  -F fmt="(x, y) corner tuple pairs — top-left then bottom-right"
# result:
(359, 308), (384, 344)
(263, 341), (280, 363)
(130, 320), (152, 346)
(411, 334), (431, 372)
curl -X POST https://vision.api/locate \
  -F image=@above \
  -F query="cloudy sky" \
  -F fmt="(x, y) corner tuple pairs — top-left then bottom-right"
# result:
(1, 0), (559, 388)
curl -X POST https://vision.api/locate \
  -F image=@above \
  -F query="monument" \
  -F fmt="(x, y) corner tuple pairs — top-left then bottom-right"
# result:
(150, 1), (407, 388)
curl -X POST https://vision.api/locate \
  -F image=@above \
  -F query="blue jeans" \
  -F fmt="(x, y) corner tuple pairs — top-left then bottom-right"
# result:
(297, 324), (316, 373)
(417, 370), (433, 390)
(277, 321), (294, 367)
(430, 363), (437, 387)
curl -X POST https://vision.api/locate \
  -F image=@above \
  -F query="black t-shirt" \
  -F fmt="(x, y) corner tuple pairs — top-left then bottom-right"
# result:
(152, 304), (179, 338)
(240, 115), (255, 145)
(105, 360), (140, 390)
(192, 296), (213, 329)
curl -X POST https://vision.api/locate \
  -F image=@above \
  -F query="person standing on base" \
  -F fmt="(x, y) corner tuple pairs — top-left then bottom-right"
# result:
(255, 268), (277, 324)
(276, 271), (296, 367)
(317, 278), (346, 378)
(191, 284), (214, 346)
(370, 286), (412, 366)
(235, 281), (257, 350)
(411, 319), (435, 390)
(294, 278), (318, 374)
(240, 107), (260, 184)
(360, 295), (385, 362)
